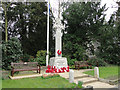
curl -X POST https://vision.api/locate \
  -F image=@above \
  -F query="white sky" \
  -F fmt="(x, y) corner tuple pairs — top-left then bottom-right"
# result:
(49, 0), (119, 21)
(101, 0), (118, 21)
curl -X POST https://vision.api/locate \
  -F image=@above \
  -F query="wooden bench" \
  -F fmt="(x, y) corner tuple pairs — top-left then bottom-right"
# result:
(11, 62), (40, 77)
(74, 61), (92, 70)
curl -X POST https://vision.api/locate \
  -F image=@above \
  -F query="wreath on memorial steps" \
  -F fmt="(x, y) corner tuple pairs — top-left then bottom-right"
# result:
(45, 65), (69, 73)
(57, 50), (62, 55)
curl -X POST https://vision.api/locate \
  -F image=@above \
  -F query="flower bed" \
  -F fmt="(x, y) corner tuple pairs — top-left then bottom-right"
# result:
(46, 65), (69, 73)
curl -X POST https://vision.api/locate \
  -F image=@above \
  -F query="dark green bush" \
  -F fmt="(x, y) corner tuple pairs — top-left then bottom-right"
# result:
(21, 54), (31, 62)
(2, 37), (23, 69)
(68, 58), (77, 66)
(36, 50), (47, 57)
(32, 57), (45, 66)
(34, 50), (47, 66)
(88, 57), (107, 66)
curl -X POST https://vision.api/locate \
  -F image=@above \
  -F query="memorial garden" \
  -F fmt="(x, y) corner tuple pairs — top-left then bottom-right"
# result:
(0, 0), (120, 89)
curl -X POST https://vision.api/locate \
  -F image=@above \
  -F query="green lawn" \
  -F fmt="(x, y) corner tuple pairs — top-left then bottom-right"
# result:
(2, 76), (77, 88)
(84, 66), (119, 80)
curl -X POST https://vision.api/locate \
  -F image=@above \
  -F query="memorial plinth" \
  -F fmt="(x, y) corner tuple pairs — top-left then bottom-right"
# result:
(49, 57), (68, 69)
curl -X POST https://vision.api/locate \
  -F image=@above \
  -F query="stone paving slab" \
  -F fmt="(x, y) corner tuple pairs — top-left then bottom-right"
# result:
(74, 77), (98, 84)
(59, 72), (88, 79)
(82, 81), (117, 88)
(9, 74), (42, 80)
(59, 69), (91, 79)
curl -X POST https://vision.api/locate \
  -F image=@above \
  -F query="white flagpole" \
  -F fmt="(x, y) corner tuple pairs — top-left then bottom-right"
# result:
(46, 0), (50, 66)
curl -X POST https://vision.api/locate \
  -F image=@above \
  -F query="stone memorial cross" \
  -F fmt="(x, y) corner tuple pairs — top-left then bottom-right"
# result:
(54, 18), (64, 57)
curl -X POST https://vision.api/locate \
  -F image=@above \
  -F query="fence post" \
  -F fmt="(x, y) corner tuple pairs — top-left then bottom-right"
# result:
(94, 67), (99, 78)
(69, 69), (74, 83)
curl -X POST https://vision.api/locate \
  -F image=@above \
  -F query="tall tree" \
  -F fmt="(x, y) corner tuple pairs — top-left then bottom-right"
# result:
(62, 2), (119, 65)
(62, 2), (107, 60)
(3, 2), (54, 56)
(96, 2), (120, 65)
(2, 2), (12, 42)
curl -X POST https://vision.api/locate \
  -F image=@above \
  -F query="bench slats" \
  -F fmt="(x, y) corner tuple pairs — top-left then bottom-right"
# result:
(11, 62), (40, 77)
(14, 68), (39, 71)
(11, 62), (38, 65)
(75, 61), (92, 69)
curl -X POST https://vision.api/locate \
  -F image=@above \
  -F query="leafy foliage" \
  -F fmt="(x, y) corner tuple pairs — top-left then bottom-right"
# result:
(67, 58), (77, 66)
(2, 2), (54, 56)
(77, 81), (83, 88)
(36, 50), (47, 58)
(88, 57), (107, 66)
(62, 2), (106, 60)
(2, 37), (23, 69)
(63, 34), (87, 60)
(20, 54), (31, 62)
(34, 50), (47, 66)
(62, 2), (119, 65)
(94, 16), (120, 65)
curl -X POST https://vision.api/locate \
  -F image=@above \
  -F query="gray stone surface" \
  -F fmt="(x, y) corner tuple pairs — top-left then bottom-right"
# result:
(74, 77), (98, 84)
(49, 57), (68, 69)
(69, 69), (74, 83)
(53, 18), (64, 57)
(94, 67), (99, 78)
(118, 83), (120, 90)
(83, 81), (117, 88)
(9, 74), (42, 80)
(59, 69), (116, 88)
(49, 18), (68, 68)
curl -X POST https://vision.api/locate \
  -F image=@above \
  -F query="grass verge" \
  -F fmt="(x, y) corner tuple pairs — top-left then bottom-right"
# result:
(83, 66), (118, 80)
(2, 76), (77, 88)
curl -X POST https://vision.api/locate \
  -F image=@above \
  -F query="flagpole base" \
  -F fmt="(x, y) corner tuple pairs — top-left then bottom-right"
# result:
(46, 55), (49, 66)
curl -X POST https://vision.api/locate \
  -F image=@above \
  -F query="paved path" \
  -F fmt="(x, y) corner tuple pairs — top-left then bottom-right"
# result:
(59, 69), (118, 89)
(9, 74), (42, 79)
